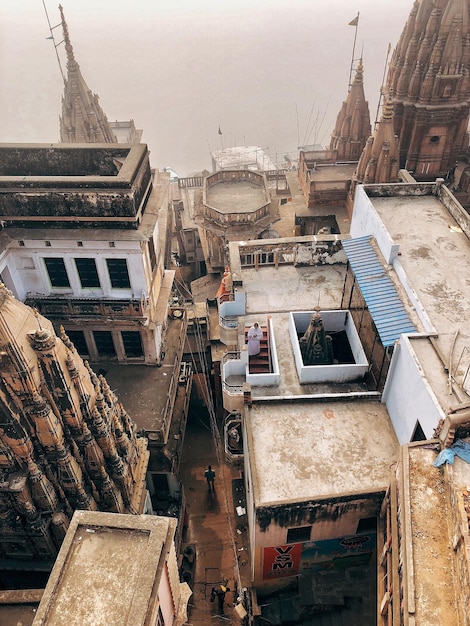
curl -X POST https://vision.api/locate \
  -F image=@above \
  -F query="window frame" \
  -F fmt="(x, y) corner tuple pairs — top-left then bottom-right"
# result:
(106, 258), (131, 289)
(44, 257), (70, 288)
(286, 525), (312, 544)
(74, 257), (101, 289)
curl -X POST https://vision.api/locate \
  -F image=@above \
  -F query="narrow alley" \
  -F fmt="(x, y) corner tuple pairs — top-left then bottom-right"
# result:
(178, 408), (252, 625)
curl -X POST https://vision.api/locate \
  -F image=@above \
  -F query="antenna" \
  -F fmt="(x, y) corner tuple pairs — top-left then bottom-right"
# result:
(42, 0), (66, 83)
(348, 12), (360, 91)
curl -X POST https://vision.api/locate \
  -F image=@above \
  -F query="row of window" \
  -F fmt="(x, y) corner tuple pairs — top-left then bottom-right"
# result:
(286, 517), (376, 544)
(45, 257), (131, 289)
(68, 329), (143, 358)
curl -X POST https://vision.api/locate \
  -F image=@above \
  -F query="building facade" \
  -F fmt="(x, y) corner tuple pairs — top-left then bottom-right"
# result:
(0, 143), (174, 366)
(192, 169), (280, 273)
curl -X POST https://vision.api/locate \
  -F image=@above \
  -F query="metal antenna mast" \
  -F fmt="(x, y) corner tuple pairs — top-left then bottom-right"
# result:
(42, 0), (66, 84)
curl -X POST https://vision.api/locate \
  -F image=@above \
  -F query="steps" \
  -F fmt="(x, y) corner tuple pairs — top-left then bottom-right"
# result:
(245, 326), (271, 374)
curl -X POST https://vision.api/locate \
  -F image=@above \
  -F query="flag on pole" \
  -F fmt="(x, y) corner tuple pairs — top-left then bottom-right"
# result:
(218, 126), (222, 135)
(348, 15), (359, 27)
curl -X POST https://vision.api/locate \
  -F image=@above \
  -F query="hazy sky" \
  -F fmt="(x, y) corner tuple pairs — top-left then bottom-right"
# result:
(1, 0), (413, 175)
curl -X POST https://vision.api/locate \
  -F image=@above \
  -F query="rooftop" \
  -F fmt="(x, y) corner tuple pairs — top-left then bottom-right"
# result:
(355, 183), (470, 413)
(246, 399), (398, 507)
(32, 511), (177, 626)
(206, 179), (267, 214)
(211, 146), (277, 172)
(0, 168), (170, 249)
(0, 143), (152, 228)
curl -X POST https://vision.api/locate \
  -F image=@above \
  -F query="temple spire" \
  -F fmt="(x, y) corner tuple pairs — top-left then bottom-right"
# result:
(58, 4), (117, 143)
(355, 98), (400, 185)
(330, 59), (371, 161)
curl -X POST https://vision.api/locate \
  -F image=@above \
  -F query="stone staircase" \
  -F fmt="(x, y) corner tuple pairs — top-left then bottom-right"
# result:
(246, 325), (271, 374)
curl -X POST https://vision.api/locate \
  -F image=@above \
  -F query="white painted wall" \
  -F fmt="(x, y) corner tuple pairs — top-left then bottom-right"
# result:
(289, 310), (368, 383)
(350, 186), (399, 264)
(0, 238), (149, 301)
(382, 337), (445, 444)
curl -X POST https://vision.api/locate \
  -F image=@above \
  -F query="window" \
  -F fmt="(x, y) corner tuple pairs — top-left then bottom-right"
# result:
(412, 421), (426, 442)
(106, 258), (131, 289)
(65, 330), (89, 356)
(75, 258), (100, 288)
(356, 517), (377, 533)
(121, 331), (143, 358)
(286, 526), (311, 544)
(44, 258), (70, 288)
(93, 331), (116, 357)
(430, 135), (440, 144)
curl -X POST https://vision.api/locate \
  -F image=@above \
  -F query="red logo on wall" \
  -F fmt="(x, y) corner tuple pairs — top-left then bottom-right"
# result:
(263, 544), (302, 579)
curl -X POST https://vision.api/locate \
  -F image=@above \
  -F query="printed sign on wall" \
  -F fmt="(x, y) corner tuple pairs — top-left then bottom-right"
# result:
(262, 544), (303, 580)
(262, 533), (376, 580)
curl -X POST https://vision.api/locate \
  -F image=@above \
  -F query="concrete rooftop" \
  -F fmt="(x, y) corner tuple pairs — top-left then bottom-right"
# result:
(238, 261), (372, 399)
(32, 512), (177, 626)
(370, 191), (470, 412)
(206, 179), (267, 213)
(246, 399), (398, 507)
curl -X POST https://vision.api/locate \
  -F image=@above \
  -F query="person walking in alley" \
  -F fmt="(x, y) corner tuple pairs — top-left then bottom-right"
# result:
(204, 465), (215, 490)
(210, 584), (230, 614)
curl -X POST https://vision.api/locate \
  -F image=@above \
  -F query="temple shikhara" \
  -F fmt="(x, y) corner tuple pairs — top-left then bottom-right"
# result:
(0, 284), (149, 567)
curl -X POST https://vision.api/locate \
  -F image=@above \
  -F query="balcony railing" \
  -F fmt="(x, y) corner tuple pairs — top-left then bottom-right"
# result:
(24, 293), (149, 320)
(196, 203), (271, 228)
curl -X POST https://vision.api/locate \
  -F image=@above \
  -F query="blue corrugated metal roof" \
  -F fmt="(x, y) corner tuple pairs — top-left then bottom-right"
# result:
(342, 236), (416, 347)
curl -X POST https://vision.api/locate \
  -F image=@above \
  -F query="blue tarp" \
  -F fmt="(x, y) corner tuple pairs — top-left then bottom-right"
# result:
(433, 439), (470, 467)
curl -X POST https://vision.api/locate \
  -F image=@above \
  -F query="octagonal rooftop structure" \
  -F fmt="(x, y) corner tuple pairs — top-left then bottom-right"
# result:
(195, 169), (280, 240)
(205, 170), (270, 214)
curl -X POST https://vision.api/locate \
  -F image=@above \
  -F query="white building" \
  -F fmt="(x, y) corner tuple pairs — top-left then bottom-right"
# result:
(0, 143), (174, 365)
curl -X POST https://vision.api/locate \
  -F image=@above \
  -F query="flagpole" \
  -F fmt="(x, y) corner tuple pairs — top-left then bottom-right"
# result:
(348, 12), (360, 91)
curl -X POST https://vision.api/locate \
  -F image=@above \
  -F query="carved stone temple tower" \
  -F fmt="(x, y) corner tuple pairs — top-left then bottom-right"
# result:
(0, 285), (149, 568)
(386, 0), (470, 179)
(58, 4), (117, 143)
(354, 97), (400, 185)
(330, 59), (371, 162)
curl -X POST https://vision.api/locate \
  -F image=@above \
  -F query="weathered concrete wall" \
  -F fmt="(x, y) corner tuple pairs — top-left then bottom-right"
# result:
(350, 185), (399, 264)
(0, 144), (152, 227)
(0, 145), (130, 177)
(447, 472), (470, 626)
(382, 337), (444, 444)
(255, 492), (383, 537)
(252, 493), (382, 590)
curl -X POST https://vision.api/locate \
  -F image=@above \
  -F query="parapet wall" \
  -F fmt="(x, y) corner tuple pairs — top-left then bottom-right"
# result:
(0, 143), (151, 228)
(447, 466), (470, 626)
